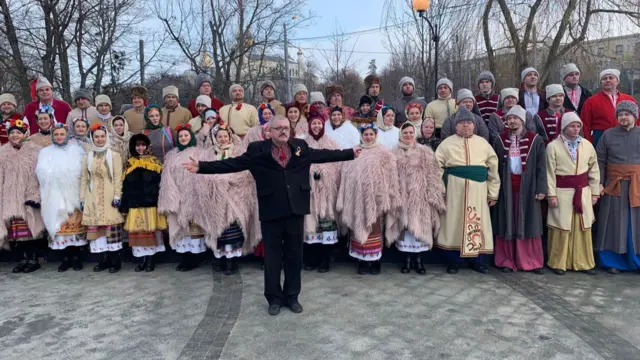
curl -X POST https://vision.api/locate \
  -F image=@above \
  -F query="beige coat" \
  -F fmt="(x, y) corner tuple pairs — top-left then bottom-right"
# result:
(162, 105), (191, 138)
(66, 106), (99, 125)
(424, 97), (457, 128)
(219, 102), (259, 136)
(545, 137), (600, 231)
(262, 100), (286, 116)
(123, 107), (146, 134)
(89, 116), (113, 133)
(80, 151), (124, 226)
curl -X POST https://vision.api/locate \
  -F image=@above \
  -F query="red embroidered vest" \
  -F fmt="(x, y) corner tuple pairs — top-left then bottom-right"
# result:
(475, 94), (500, 123)
(498, 129), (538, 172)
(537, 108), (571, 144)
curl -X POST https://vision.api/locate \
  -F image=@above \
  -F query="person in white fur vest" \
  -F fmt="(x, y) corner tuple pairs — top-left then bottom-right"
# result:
(324, 106), (360, 149)
(375, 105), (400, 150)
(337, 122), (401, 275)
(386, 122), (446, 274)
(303, 110), (343, 273)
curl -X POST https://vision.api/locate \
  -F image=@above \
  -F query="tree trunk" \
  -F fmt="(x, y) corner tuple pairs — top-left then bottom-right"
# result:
(0, 0), (31, 102)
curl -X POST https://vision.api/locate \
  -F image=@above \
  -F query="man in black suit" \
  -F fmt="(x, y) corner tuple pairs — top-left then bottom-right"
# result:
(183, 115), (361, 315)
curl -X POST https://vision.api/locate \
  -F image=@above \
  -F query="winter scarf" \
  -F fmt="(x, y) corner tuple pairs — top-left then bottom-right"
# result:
(176, 129), (197, 151)
(375, 106), (395, 131)
(144, 104), (164, 130)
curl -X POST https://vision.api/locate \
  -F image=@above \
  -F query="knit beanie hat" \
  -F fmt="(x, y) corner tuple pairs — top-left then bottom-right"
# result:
(521, 67), (539, 82)
(196, 95), (212, 108)
(0, 93), (17, 107)
(616, 100), (638, 120)
(561, 112), (582, 131)
(560, 63), (580, 81)
(196, 73), (212, 89)
(73, 88), (93, 103)
(506, 105), (526, 123)
(476, 71), (495, 86)
(456, 89), (475, 104)
(436, 78), (453, 91)
(599, 69), (620, 81)
(500, 88), (519, 102)
(310, 91), (325, 104)
(260, 80), (276, 95)
(454, 107), (475, 125)
(399, 76), (415, 90)
(95, 94), (112, 108)
(163, 85), (179, 99)
(229, 84), (243, 98)
(292, 83), (308, 96)
(359, 95), (374, 107)
(545, 84), (564, 99)
(36, 77), (53, 91)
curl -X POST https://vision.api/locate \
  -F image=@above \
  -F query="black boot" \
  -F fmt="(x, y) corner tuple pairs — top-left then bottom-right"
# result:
(223, 257), (236, 275)
(179, 253), (197, 272)
(447, 262), (459, 274)
(357, 260), (369, 275)
(470, 261), (489, 274)
(401, 254), (411, 273)
(93, 253), (110, 272)
(108, 252), (121, 273)
(22, 249), (41, 273)
(71, 247), (83, 271)
(58, 256), (71, 272)
(12, 260), (28, 273)
(303, 244), (318, 271)
(317, 246), (331, 273)
(370, 260), (381, 275)
(415, 254), (426, 275)
(176, 254), (187, 271)
(135, 256), (149, 272)
(145, 255), (155, 272)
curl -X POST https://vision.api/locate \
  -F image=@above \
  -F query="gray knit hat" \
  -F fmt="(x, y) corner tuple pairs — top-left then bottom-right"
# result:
(196, 73), (212, 89)
(436, 78), (453, 91)
(500, 88), (519, 102)
(616, 100), (638, 120)
(456, 89), (475, 104)
(600, 69), (620, 81)
(545, 84), (564, 99)
(560, 63), (580, 81)
(292, 83), (308, 96)
(0, 93), (17, 107)
(73, 88), (93, 103)
(454, 107), (475, 125)
(521, 67), (539, 82)
(476, 71), (495, 86)
(399, 76), (415, 90)
(229, 83), (243, 98)
(310, 91), (325, 104)
(260, 80), (276, 95)
(506, 105), (526, 123)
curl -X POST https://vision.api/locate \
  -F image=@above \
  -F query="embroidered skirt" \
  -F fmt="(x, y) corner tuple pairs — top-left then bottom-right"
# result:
(125, 207), (168, 247)
(304, 219), (339, 245)
(87, 224), (123, 253)
(349, 221), (383, 261)
(7, 218), (35, 242)
(49, 210), (88, 249)
(396, 231), (430, 253)
(131, 231), (166, 257)
(213, 222), (244, 259)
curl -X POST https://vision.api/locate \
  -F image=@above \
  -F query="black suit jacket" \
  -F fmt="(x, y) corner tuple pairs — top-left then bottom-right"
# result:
(198, 138), (355, 222)
(563, 84), (592, 114)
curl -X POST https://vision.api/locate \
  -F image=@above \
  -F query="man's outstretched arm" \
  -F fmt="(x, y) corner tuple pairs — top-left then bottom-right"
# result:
(183, 152), (252, 174)
(308, 146), (360, 164)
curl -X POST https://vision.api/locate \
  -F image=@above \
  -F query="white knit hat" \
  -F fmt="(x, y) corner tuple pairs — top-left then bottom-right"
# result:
(0, 93), (17, 107)
(561, 112), (582, 131)
(456, 89), (474, 104)
(545, 84), (564, 99)
(599, 69), (620, 81)
(36, 77), (53, 91)
(292, 83), (308, 96)
(560, 63), (580, 81)
(310, 91), (325, 104)
(163, 85), (179, 99)
(436, 78), (453, 91)
(95, 94), (112, 108)
(506, 105), (526, 123)
(196, 95), (212, 108)
(500, 88), (519, 102)
(229, 83), (243, 98)
(521, 67), (539, 82)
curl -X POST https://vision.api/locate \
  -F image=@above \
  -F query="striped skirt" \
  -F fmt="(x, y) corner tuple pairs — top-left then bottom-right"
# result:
(349, 221), (383, 261)
(213, 222), (244, 259)
(7, 218), (35, 242)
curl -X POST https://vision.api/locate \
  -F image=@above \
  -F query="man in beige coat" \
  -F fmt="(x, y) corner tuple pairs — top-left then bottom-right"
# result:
(219, 84), (259, 138)
(123, 86), (148, 134)
(161, 85), (191, 138)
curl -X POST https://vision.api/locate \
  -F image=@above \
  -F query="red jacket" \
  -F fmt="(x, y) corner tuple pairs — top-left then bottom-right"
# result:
(580, 91), (637, 143)
(187, 95), (224, 117)
(23, 99), (72, 135)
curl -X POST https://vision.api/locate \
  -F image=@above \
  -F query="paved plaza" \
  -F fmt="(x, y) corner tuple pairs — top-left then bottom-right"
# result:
(2, 261), (640, 360)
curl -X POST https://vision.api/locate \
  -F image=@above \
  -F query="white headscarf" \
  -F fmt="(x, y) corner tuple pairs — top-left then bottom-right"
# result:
(86, 125), (114, 191)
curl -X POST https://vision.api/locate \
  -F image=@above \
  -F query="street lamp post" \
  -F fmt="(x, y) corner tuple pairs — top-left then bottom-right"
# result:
(413, 0), (440, 99)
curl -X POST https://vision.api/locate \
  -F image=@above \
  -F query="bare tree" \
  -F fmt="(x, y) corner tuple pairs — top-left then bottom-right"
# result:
(314, 21), (361, 85)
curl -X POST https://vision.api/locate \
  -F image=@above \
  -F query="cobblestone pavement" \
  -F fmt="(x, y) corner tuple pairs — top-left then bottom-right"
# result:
(2, 262), (640, 360)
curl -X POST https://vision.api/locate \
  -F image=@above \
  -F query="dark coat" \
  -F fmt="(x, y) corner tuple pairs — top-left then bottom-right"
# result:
(198, 138), (354, 222)
(119, 165), (162, 213)
(492, 131), (547, 239)
(440, 111), (490, 141)
(563, 84), (592, 114)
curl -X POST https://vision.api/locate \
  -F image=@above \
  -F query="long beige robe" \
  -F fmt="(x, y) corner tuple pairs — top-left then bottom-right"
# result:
(435, 134), (500, 257)
(219, 103), (259, 136)
(545, 137), (600, 231)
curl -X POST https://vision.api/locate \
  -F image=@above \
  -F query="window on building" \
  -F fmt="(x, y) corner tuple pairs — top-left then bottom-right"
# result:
(597, 47), (604, 56)
(616, 44), (623, 56)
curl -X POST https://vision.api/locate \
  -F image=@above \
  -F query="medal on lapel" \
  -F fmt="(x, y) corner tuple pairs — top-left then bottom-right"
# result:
(295, 147), (301, 156)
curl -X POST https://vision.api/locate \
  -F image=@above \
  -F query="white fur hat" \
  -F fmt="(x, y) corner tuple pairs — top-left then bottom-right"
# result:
(599, 69), (620, 81)
(506, 105), (526, 123)
(545, 84), (564, 99)
(561, 112), (582, 131)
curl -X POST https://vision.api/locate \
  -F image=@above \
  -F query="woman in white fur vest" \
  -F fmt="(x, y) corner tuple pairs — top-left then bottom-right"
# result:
(386, 123), (446, 274)
(375, 105), (400, 150)
(337, 123), (401, 275)
(303, 110), (343, 273)
(324, 106), (360, 149)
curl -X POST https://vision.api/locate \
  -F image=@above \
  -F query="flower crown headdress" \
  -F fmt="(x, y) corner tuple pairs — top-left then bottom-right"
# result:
(174, 123), (192, 133)
(359, 122), (378, 133)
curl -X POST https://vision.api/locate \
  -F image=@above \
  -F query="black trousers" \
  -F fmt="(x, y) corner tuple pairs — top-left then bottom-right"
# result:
(261, 215), (304, 305)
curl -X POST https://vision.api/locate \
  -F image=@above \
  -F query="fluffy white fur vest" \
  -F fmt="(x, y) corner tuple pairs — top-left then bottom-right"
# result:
(304, 135), (342, 233)
(0, 141), (45, 247)
(336, 144), (401, 243)
(385, 143), (446, 247)
(35, 142), (85, 237)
